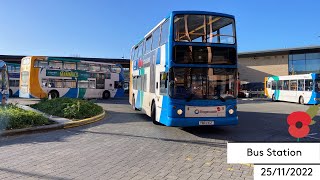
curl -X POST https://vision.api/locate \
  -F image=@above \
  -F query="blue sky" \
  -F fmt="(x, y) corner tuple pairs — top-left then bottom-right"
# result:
(0, 0), (319, 59)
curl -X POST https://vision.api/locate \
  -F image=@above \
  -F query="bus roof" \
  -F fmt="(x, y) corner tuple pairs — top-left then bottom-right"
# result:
(267, 73), (320, 80)
(131, 11), (235, 50)
(171, 11), (234, 19)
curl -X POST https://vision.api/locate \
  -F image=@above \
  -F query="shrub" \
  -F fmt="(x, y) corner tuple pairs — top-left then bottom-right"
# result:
(31, 98), (104, 120)
(0, 104), (52, 130)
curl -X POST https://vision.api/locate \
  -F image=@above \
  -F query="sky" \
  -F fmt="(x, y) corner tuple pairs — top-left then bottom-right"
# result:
(0, 0), (319, 59)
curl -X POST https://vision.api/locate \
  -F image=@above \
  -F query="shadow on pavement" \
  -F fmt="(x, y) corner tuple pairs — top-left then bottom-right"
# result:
(182, 111), (320, 142)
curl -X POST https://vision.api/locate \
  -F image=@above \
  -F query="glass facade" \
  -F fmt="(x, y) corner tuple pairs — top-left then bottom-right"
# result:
(289, 53), (320, 74)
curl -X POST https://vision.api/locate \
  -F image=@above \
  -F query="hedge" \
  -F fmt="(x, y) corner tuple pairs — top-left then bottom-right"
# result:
(31, 98), (104, 120)
(0, 104), (52, 130)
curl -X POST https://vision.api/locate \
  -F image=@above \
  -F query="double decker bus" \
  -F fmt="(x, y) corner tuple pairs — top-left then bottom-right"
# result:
(7, 63), (20, 97)
(0, 60), (9, 104)
(19, 56), (124, 99)
(130, 11), (238, 127)
(265, 73), (320, 104)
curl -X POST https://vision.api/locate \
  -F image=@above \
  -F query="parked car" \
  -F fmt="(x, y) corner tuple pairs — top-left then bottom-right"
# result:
(240, 82), (265, 98)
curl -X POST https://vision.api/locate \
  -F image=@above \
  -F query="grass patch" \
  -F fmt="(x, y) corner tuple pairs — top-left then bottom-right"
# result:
(0, 104), (53, 130)
(31, 98), (104, 120)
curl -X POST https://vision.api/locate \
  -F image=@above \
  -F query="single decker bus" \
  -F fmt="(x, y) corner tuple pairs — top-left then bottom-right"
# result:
(129, 11), (238, 127)
(265, 73), (320, 104)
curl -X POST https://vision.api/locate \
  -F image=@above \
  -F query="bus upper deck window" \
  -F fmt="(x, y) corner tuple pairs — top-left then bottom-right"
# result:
(49, 61), (62, 69)
(64, 62), (76, 70)
(78, 63), (89, 71)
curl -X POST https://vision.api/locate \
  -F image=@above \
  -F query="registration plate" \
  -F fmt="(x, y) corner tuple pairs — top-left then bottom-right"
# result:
(199, 121), (214, 125)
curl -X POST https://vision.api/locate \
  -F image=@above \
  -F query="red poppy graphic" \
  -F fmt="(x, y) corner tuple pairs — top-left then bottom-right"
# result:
(287, 111), (311, 138)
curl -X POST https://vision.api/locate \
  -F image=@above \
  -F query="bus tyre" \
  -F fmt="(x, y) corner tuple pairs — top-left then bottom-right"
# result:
(103, 91), (110, 99)
(9, 89), (12, 97)
(132, 96), (138, 111)
(151, 103), (161, 125)
(49, 91), (59, 99)
(299, 96), (304, 105)
(272, 94), (276, 102)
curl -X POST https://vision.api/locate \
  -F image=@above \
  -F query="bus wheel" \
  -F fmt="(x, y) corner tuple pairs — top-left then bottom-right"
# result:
(49, 91), (59, 99)
(299, 96), (304, 104)
(103, 91), (110, 99)
(9, 89), (12, 97)
(272, 94), (276, 102)
(132, 96), (138, 111)
(151, 102), (161, 125)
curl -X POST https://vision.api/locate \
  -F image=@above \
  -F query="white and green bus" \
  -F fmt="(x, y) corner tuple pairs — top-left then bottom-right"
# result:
(19, 56), (125, 99)
(265, 73), (320, 104)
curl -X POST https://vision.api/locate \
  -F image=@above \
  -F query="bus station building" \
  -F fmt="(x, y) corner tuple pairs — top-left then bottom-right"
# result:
(238, 46), (320, 83)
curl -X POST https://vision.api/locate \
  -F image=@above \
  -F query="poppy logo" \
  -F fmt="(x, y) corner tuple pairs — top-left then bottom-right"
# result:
(194, 109), (200, 114)
(287, 111), (311, 139)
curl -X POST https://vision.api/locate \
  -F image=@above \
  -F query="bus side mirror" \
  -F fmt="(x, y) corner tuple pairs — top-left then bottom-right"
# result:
(156, 82), (158, 89)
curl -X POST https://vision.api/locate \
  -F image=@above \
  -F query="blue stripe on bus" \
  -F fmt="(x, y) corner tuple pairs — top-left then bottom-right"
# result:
(307, 91), (320, 104)
(63, 88), (78, 98)
(114, 89), (124, 97)
(159, 96), (170, 125)
(13, 90), (19, 97)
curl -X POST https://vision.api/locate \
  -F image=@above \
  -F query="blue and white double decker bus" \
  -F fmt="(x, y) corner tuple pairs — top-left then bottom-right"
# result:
(129, 11), (238, 127)
(0, 60), (9, 105)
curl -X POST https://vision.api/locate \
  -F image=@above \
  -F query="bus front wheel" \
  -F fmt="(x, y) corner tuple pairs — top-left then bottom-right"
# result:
(49, 91), (59, 99)
(132, 96), (138, 111)
(103, 91), (110, 99)
(299, 96), (304, 105)
(151, 102), (161, 125)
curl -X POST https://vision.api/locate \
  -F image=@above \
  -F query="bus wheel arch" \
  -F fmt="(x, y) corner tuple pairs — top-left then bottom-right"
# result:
(103, 90), (110, 99)
(151, 100), (161, 125)
(49, 90), (59, 99)
(132, 94), (138, 111)
(299, 96), (304, 104)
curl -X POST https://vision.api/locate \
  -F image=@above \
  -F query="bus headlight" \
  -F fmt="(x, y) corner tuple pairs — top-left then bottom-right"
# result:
(177, 109), (183, 115)
(228, 109), (234, 115)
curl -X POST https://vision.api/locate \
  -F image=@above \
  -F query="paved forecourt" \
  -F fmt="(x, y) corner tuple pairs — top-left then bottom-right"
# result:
(0, 98), (317, 179)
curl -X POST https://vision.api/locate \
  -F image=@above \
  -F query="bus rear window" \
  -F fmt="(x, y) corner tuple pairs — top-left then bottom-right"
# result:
(21, 71), (29, 84)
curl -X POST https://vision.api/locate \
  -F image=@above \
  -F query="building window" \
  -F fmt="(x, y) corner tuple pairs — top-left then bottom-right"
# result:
(289, 53), (320, 74)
